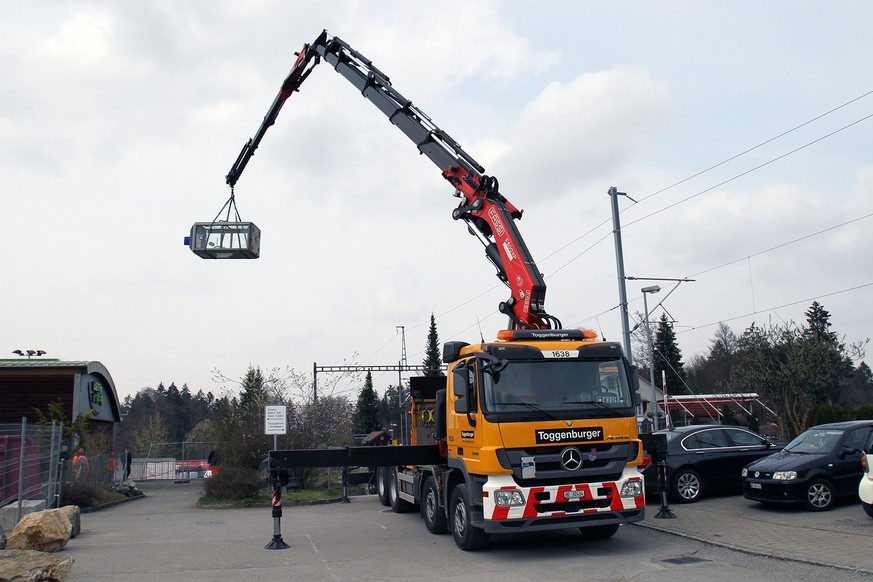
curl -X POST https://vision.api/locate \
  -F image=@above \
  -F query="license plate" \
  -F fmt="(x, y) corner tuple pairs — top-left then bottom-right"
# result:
(565, 490), (586, 499)
(750, 483), (762, 489)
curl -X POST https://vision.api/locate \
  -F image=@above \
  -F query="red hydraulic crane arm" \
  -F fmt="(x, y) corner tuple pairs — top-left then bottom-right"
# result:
(225, 30), (560, 330)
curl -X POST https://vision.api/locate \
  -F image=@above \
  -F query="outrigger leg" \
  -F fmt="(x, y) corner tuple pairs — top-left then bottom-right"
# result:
(265, 470), (290, 550)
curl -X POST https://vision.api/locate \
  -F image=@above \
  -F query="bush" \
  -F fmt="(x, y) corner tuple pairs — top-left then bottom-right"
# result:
(63, 482), (103, 507)
(202, 467), (264, 501)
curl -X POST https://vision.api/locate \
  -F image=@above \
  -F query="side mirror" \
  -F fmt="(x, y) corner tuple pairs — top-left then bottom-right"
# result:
(838, 446), (858, 459)
(443, 341), (470, 364)
(452, 367), (469, 414)
(628, 364), (642, 407)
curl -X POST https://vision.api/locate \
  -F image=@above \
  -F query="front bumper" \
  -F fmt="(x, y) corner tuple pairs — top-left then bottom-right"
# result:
(482, 468), (645, 533)
(742, 479), (808, 504)
(860, 474), (873, 505)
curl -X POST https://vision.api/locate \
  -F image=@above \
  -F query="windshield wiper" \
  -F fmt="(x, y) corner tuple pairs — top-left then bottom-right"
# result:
(498, 402), (558, 420)
(562, 400), (623, 417)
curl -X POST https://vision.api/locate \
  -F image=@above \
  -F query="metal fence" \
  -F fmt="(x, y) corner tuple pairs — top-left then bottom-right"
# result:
(137, 441), (214, 480)
(0, 419), (63, 537)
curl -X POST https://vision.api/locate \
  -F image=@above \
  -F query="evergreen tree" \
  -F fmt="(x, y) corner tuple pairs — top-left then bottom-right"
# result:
(240, 366), (268, 410)
(353, 371), (382, 434)
(422, 313), (443, 376)
(685, 322), (737, 392)
(799, 302), (853, 405)
(653, 314), (686, 394)
(379, 385), (401, 435)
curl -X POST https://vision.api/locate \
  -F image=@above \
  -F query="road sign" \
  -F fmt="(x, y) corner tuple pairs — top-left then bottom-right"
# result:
(265, 405), (287, 435)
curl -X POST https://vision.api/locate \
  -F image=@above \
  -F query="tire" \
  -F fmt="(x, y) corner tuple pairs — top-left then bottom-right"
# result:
(862, 501), (873, 518)
(422, 476), (447, 534)
(389, 467), (414, 513)
(671, 468), (702, 503)
(803, 478), (835, 511)
(376, 467), (390, 507)
(449, 483), (489, 551)
(580, 523), (620, 539)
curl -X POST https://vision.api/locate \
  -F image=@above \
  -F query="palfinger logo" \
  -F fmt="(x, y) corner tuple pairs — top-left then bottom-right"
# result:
(488, 207), (505, 236)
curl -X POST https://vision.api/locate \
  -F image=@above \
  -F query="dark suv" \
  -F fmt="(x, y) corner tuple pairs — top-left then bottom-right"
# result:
(741, 420), (873, 511)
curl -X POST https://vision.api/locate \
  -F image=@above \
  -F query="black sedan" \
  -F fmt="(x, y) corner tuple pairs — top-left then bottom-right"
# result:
(643, 424), (782, 503)
(742, 420), (873, 511)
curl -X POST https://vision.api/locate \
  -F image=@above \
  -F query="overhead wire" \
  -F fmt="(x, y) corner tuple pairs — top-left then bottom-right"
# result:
(540, 89), (873, 260)
(355, 90), (873, 372)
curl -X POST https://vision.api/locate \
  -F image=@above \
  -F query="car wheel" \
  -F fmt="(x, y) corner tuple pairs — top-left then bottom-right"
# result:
(580, 523), (620, 539)
(671, 468), (702, 503)
(803, 478), (835, 511)
(863, 501), (873, 518)
(376, 467), (390, 507)
(422, 475), (447, 534)
(449, 483), (489, 551)
(389, 467), (414, 513)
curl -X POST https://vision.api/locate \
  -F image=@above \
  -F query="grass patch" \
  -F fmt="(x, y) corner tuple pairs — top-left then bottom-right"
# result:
(198, 487), (344, 507)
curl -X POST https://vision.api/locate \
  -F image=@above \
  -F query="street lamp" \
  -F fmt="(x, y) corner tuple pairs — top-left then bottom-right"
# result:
(641, 285), (661, 431)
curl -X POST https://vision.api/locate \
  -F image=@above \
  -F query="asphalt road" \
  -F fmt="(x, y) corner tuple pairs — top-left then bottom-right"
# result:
(59, 480), (873, 581)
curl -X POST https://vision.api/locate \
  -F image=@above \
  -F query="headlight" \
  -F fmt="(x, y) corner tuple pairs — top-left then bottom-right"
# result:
(620, 480), (643, 497)
(494, 489), (525, 507)
(773, 471), (797, 480)
(741, 468), (748, 477)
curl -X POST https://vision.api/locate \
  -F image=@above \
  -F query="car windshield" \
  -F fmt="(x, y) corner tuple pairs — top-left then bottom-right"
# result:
(784, 428), (843, 453)
(482, 358), (633, 414)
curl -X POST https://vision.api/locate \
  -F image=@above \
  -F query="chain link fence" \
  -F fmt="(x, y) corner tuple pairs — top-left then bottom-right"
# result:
(0, 419), (63, 540)
(137, 442), (214, 480)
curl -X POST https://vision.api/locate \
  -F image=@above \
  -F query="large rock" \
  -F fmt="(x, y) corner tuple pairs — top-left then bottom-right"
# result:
(56, 506), (80, 538)
(0, 501), (46, 537)
(6, 509), (72, 552)
(0, 549), (73, 582)
(116, 480), (143, 498)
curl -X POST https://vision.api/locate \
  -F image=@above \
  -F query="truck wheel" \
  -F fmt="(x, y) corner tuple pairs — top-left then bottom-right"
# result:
(389, 467), (414, 513)
(449, 483), (489, 550)
(423, 476), (447, 534)
(803, 478), (835, 511)
(580, 523), (620, 539)
(376, 467), (390, 507)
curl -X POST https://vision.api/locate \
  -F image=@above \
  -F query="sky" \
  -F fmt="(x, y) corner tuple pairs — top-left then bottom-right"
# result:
(3, 1), (872, 404)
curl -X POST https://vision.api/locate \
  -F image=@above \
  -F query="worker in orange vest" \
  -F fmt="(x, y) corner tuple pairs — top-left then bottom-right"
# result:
(72, 448), (90, 481)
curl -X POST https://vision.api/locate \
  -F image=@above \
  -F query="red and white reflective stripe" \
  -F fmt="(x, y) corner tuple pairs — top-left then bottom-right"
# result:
(485, 473), (643, 521)
(272, 492), (282, 507)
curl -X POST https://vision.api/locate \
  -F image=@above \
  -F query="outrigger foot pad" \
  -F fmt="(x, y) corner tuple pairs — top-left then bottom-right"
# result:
(265, 535), (290, 550)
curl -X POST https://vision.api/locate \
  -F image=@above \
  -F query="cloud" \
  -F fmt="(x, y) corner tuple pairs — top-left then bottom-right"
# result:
(494, 66), (672, 200)
(37, 10), (115, 66)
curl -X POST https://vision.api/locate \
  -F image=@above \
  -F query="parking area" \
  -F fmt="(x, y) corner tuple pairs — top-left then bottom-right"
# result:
(59, 480), (873, 580)
(639, 493), (873, 572)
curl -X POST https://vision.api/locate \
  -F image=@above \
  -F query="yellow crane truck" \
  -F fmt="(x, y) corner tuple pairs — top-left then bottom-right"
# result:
(193, 30), (646, 550)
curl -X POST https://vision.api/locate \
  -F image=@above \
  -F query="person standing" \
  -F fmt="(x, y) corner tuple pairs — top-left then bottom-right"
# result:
(122, 446), (133, 481)
(72, 448), (90, 481)
(208, 444), (220, 476)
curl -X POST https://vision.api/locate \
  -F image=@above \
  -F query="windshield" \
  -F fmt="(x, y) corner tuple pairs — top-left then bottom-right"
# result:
(481, 358), (633, 415)
(784, 428), (843, 453)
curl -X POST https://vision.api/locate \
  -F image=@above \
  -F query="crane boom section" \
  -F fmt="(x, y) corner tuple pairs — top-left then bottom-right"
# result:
(226, 30), (557, 329)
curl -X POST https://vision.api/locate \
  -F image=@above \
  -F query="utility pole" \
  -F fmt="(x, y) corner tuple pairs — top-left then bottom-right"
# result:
(397, 325), (407, 445)
(642, 285), (661, 431)
(608, 187), (634, 363)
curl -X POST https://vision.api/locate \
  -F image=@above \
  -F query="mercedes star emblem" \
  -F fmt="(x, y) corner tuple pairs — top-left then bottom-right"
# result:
(560, 447), (583, 471)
